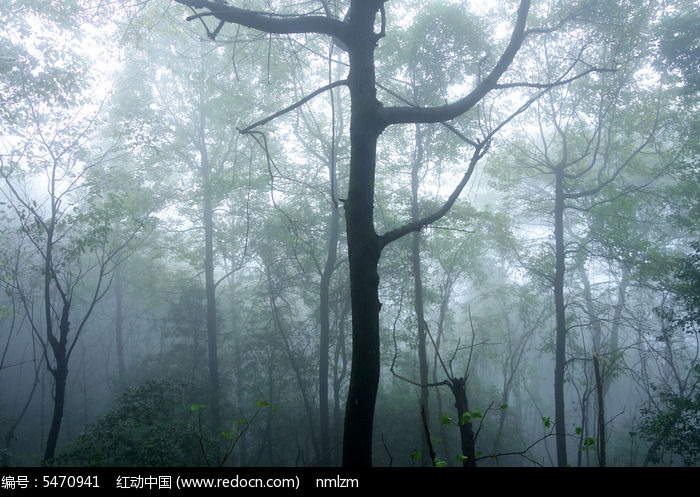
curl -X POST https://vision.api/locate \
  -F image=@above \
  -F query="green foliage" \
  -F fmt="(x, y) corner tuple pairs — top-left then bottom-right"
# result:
(542, 416), (552, 429)
(655, 1), (700, 94)
(654, 242), (700, 335)
(639, 389), (700, 466)
(460, 409), (484, 426)
(411, 450), (422, 463)
(54, 380), (209, 467)
(381, 2), (490, 107)
(671, 241), (700, 333)
(0, 0), (88, 127)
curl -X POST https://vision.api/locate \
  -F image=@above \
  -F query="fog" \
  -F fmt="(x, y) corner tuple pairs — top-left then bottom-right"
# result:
(1, 0), (698, 468)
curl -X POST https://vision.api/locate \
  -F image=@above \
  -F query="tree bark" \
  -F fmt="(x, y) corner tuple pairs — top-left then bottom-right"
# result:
(553, 166), (568, 467)
(341, 2), (385, 468)
(450, 378), (476, 467)
(592, 351), (606, 467)
(44, 302), (70, 462)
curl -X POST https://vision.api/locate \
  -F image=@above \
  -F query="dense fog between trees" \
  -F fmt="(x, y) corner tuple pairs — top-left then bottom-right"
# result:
(1, 0), (698, 467)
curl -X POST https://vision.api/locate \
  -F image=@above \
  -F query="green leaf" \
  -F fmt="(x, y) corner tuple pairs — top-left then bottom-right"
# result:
(500, 403), (508, 410)
(575, 427), (582, 435)
(441, 415), (452, 426)
(456, 454), (469, 462)
(411, 450), (422, 462)
(542, 416), (551, 428)
(189, 404), (207, 412)
(434, 459), (448, 467)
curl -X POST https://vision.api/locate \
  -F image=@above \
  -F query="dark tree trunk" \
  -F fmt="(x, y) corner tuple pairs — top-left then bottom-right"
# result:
(44, 302), (70, 463)
(342, 1), (385, 468)
(580, 259), (607, 467)
(593, 352), (606, 467)
(434, 279), (454, 460)
(450, 378), (476, 467)
(553, 167), (568, 467)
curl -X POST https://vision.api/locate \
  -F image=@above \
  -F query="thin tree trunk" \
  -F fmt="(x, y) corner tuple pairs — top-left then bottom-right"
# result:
(553, 167), (568, 467)
(411, 124), (430, 465)
(225, 266), (247, 466)
(265, 268), (320, 462)
(333, 294), (350, 466)
(198, 43), (220, 434)
(319, 189), (340, 467)
(114, 267), (126, 391)
(593, 352), (606, 467)
(434, 275), (454, 460)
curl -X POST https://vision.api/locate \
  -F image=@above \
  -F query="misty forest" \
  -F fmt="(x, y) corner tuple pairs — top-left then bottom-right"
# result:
(1, 0), (698, 468)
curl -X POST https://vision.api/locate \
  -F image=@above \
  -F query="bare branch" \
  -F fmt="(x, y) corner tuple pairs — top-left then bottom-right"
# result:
(239, 79), (348, 133)
(494, 66), (615, 90)
(176, 0), (348, 39)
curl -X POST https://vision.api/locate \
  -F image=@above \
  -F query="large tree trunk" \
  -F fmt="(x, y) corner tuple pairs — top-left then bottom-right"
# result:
(553, 167), (568, 467)
(342, 2), (384, 468)
(44, 302), (70, 463)
(450, 378), (476, 467)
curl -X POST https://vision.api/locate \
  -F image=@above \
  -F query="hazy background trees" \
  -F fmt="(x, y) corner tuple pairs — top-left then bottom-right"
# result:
(0, 0), (697, 467)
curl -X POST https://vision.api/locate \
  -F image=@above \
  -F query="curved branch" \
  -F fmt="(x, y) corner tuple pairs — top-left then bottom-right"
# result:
(379, 142), (487, 249)
(378, 0), (531, 127)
